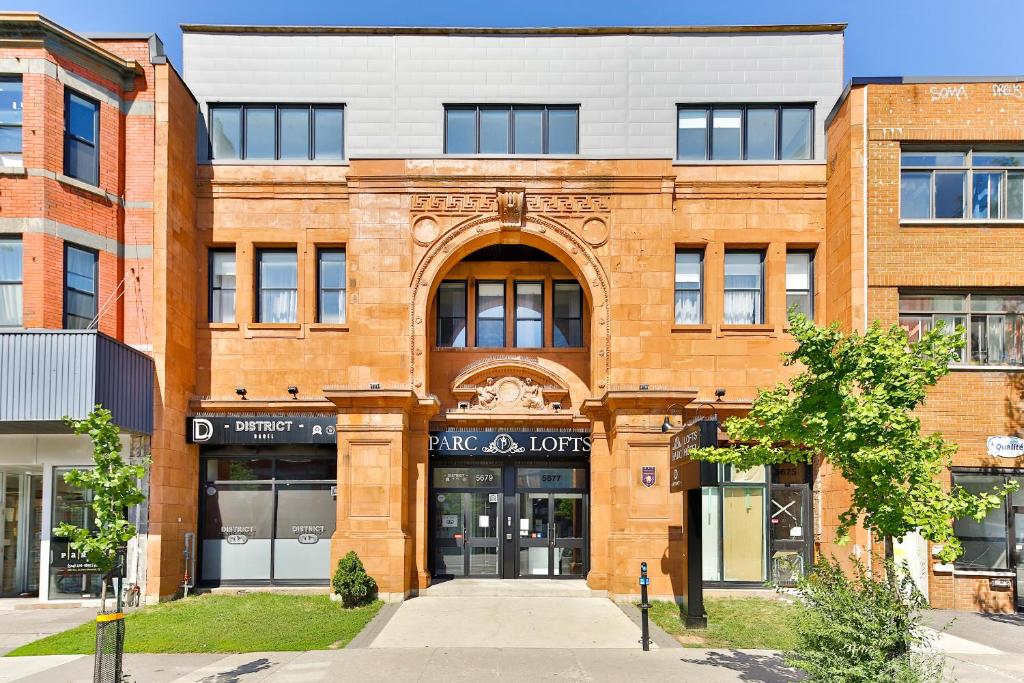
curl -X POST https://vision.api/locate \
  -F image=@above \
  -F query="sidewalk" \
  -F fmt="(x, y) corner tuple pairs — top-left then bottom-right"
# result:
(923, 609), (1024, 682)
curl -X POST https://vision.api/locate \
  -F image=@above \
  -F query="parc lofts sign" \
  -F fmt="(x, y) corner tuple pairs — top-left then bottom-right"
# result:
(186, 415), (338, 444)
(669, 418), (720, 493)
(429, 430), (591, 459)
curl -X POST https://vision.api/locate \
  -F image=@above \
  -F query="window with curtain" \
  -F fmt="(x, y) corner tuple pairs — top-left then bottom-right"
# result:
(674, 250), (703, 324)
(476, 281), (505, 347)
(208, 104), (344, 160)
(209, 249), (236, 323)
(785, 251), (814, 318)
(900, 149), (1024, 220)
(0, 77), (23, 165)
(677, 104), (813, 161)
(444, 105), (579, 154)
(436, 281), (467, 348)
(553, 281), (583, 348)
(64, 90), (99, 185)
(64, 244), (97, 329)
(0, 237), (22, 326)
(317, 249), (346, 323)
(724, 251), (764, 324)
(257, 250), (298, 323)
(899, 291), (1024, 366)
(515, 281), (543, 348)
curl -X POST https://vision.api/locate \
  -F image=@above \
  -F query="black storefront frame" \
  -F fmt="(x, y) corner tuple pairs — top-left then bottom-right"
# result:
(428, 458), (590, 580)
(197, 445), (337, 588)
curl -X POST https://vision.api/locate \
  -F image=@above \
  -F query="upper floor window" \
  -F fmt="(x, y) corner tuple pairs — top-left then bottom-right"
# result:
(901, 150), (1024, 220)
(674, 250), (703, 324)
(553, 282), (583, 348)
(208, 249), (236, 323)
(514, 282), (544, 348)
(437, 281), (467, 348)
(64, 91), (99, 185)
(257, 249), (297, 323)
(209, 104), (344, 161)
(0, 77), (23, 166)
(476, 281), (506, 347)
(786, 251), (814, 319)
(317, 249), (346, 324)
(64, 244), (97, 329)
(677, 104), (813, 161)
(444, 105), (578, 155)
(724, 251), (765, 325)
(0, 237), (22, 327)
(900, 291), (1024, 366)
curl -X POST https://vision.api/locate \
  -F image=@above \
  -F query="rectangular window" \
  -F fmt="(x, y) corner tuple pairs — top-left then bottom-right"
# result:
(444, 105), (579, 155)
(0, 237), (22, 326)
(677, 104), (814, 161)
(476, 281), (505, 347)
(674, 250), (703, 324)
(514, 281), (543, 348)
(900, 149), (1024, 220)
(317, 249), (346, 324)
(951, 472), (1020, 570)
(898, 291), (1024, 366)
(437, 281), (467, 348)
(724, 251), (764, 325)
(785, 251), (814, 319)
(257, 249), (298, 323)
(208, 249), (236, 323)
(64, 90), (99, 185)
(553, 281), (583, 348)
(64, 244), (97, 329)
(0, 77), (23, 164)
(208, 104), (344, 161)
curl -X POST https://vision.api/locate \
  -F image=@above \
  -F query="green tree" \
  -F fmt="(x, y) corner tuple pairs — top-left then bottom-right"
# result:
(692, 311), (1016, 562)
(54, 406), (149, 610)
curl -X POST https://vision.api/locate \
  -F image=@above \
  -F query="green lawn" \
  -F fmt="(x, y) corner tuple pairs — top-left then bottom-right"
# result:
(7, 593), (382, 656)
(647, 597), (798, 649)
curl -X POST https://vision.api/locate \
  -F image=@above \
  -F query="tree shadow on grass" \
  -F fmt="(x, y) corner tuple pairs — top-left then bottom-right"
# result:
(700, 650), (802, 682)
(197, 657), (273, 683)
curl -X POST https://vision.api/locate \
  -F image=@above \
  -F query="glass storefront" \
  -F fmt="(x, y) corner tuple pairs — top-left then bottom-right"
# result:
(50, 467), (105, 599)
(199, 448), (337, 585)
(1, 472), (42, 597)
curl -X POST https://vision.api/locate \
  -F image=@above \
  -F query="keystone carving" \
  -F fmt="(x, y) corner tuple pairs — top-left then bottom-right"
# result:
(497, 190), (526, 229)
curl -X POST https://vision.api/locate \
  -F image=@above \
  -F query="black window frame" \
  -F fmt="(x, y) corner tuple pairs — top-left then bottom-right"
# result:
(475, 280), (506, 348)
(552, 280), (584, 348)
(63, 242), (98, 330)
(723, 249), (766, 325)
(674, 249), (705, 325)
(950, 468), (1023, 571)
(785, 249), (815, 320)
(316, 247), (346, 324)
(207, 104), (345, 161)
(436, 280), (468, 348)
(0, 76), (23, 155)
(64, 89), (100, 186)
(898, 290), (1024, 366)
(443, 105), (580, 155)
(513, 280), (545, 348)
(676, 104), (815, 162)
(255, 248), (299, 324)
(899, 147), (1024, 221)
(208, 248), (236, 324)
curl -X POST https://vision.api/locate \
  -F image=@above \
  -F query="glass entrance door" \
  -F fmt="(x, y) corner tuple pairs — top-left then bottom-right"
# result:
(1014, 509), (1024, 611)
(433, 491), (501, 577)
(770, 485), (809, 587)
(516, 492), (586, 577)
(2, 473), (43, 597)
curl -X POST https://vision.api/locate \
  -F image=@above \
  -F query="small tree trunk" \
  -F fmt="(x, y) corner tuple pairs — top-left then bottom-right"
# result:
(100, 576), (107, 614)
(883, 535), (895, 563)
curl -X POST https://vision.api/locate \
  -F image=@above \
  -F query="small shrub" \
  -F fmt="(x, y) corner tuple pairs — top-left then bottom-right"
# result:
(785, 557), (944, 683)
(332, 551), (377, 608)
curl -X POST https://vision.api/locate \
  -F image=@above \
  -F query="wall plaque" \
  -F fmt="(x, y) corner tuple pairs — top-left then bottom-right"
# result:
(186, 415), (337, 444)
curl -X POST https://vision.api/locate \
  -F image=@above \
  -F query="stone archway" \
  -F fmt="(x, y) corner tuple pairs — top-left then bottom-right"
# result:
(409, 213), (611, 396)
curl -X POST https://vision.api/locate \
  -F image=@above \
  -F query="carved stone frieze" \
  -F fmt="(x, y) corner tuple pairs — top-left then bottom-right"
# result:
(467, 376), (550, 412)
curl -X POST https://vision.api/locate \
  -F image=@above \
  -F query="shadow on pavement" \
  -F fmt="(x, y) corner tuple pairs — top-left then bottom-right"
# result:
(701, 650), (801, 682)
(978, 612), (1024, 627)
(198, 657), (272, 683)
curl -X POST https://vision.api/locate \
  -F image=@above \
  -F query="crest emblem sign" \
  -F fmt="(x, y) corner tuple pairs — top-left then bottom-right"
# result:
(641, 466), (656, 488)
(482, 433), (526, 455)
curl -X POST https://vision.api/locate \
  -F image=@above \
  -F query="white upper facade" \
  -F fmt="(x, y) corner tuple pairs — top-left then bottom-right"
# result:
(182, 25), (844, 162)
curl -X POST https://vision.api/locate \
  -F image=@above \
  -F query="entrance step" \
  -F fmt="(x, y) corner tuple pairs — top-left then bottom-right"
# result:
(421, 578), (605, 598)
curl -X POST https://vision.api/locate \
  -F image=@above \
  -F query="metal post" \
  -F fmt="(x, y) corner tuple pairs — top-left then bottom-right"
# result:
(686, 488), (708, 628)
(639, 561), (651, 651)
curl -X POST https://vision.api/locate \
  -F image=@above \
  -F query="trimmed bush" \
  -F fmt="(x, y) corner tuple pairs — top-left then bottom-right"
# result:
(332, 551), (378, 608)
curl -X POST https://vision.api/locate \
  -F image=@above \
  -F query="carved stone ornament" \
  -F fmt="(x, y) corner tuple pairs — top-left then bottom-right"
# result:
(469, 376), (548, 412)
(497, 190), (526, 229)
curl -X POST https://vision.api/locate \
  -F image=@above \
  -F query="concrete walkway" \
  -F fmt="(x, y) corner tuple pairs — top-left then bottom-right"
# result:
(923, 608), (1024, 682)
(0, 601), (96, 656)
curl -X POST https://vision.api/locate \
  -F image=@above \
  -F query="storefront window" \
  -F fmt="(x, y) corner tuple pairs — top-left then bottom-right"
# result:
(50, 467), (105, 599)
(953, 473), (1011, 569)
(701, 487), (722, 581)
(516, 468), (586, 489)
(722, 487), (766, 582)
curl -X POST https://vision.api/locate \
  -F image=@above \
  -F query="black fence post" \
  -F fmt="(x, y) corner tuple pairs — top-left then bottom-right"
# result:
(639, 561), (651, 651)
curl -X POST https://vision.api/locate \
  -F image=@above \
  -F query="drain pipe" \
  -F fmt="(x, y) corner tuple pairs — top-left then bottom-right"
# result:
(182, 532), (195, 598)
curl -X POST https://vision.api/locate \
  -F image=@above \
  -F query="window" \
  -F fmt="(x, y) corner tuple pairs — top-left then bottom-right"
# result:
(436, 281), (467, 348)
(64, 90), (99, 185)
(317, 249), (346, 323)
(899, 292), (1024, 366)
(0, 237), (22, 326)
(786, 251), (814, 319)
(257, 250), (298, 323)
(208, 250), (236, 323)
(208, 104), (344, 161)
(476, 281), (506, 347)
(951, 472), (1024, 570)
(515, 281), (543, 348)
(677, 105), (813, 161)
(900, 149), (1024, 220)
(0, 77), (23, 165)
(63, 244), (97, 329)
(674, 250), (703, 324)
(444, 106), (579, 155)
(553, 282), (583, 348)
(724, 251), (764, 325)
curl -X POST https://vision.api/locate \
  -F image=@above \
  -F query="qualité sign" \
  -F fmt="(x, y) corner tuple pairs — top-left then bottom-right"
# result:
(669, 418), (719, 493)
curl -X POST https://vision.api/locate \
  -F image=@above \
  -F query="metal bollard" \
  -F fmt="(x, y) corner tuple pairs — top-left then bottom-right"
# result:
(639, 561), (651, 651)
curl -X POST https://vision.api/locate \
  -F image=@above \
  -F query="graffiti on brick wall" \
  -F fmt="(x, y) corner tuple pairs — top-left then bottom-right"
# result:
(930, 85), (968, 102)
(992, 83), (1024, 99)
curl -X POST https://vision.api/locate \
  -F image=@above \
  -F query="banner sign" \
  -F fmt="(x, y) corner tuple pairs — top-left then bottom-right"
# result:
(429, 431), (591, 459)
(186, 415), (337, 444)
(987, 436), (1024, 458)
(669, 418), (719, 493)
(50, 540), (125, 576)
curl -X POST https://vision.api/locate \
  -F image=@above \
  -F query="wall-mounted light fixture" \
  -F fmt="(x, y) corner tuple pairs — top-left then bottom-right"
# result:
(235, 387), (247, 399)
(287, 386), (299, 399)
(660, 390), (725, 433)
(551, 402), (562, 412)
(458, 401), (470, 411)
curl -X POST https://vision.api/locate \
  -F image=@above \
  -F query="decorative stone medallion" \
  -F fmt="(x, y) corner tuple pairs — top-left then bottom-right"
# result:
(581, 217), (609, 247)
(413, 215), (440, 246)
